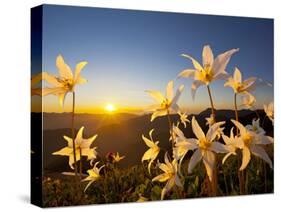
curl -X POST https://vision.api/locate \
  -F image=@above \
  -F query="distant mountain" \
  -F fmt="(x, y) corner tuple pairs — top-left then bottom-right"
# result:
(41, 112), (138, 132)
(35, 109), (273, 173)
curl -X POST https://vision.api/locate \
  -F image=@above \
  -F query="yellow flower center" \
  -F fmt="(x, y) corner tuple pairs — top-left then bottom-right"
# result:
(242, 133), (253, 147)
(234, 82), (243, 93)
(202, 65), (214, 83)
(59, 78), (74, 91)
(161, 99), (170, 109)
(198, 139), (211, 150)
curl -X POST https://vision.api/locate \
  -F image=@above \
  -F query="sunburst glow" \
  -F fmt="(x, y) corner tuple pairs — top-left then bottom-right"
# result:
(105, 103), (116, 112)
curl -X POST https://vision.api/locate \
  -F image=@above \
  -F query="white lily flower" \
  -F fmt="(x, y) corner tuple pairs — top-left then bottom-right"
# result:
(177, 111), (190, 128)
(173, 125), (198, 175)
(178, 45), (239, 99)
(82, 162), (104, 192)
(53, 126), (98, 169)
(224, 67), (257, 94)
(231, 120), (273, 170)
(246, 119), (265, 135)
(264, 101), (274, 125)
(187, 117), (228, 181)
(241, 92), (256, 109)
(142, 129), (160, 174)
(41, 55), (88, 106)
(222, 128), (243, 164)
(112, 152), (125, 163)
(152, 153), (182, 200)
(205, 114), (216, 126)
(146, 81), (184, 121)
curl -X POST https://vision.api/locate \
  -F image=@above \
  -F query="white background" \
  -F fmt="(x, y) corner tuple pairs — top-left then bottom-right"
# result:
(0, 0), (280, 211)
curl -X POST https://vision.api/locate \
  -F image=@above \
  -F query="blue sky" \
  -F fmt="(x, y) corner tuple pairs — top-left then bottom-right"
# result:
(35, 4), (273, 113)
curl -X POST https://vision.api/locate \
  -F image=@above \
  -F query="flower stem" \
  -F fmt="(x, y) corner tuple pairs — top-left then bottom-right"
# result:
(167, 109), (175, 148)
(207, 85), (216, 121)
(233, 92), (239, 123)
(79, 147), (82, 180)
(234, 93), (245, 195)
(71, 92), (78, 183)
(206, 85), (217, 196)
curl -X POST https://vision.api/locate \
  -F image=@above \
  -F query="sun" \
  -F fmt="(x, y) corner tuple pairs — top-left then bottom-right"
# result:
(105, 103), (116, 113)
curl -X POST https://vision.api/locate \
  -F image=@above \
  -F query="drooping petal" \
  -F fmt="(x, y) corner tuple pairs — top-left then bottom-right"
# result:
(202, 150), (215, 182)
(212, 48), (239, 75)
(41, 87), (66, 96)
(177, 69), (196, 78)
(151, 109), (167, 121)
(58, 92), (68, 107)
(202, 45), (214, 67)
(188, 148), (202, 173)
(161, 178), (175, 200)
(181, 54), (203, 71)
(240, 147), (251, 171)
(250, 145), (272, 169)
(166, 81), (174, 101)
(191, 80), (204, 100)
(222, 152), (235, 164)
(171, 85), (184, 106)
(84, 180), (94, 192)
(56, 55), (73, 79)
(74, 61), (88, 83)
(191, 116), (206, 141)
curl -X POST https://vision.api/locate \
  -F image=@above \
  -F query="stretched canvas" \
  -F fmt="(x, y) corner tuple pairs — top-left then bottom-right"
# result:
(31, 4), (274, 207)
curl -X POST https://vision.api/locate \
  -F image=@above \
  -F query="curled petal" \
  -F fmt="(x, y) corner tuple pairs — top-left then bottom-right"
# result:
(181, 54), (203, 71)
(74, 61), (88, 83)
(240, 147), (251, 171)
(212, 48), (239, 75)
(191, 80), (204, 100)
(151, 110), (167, 121)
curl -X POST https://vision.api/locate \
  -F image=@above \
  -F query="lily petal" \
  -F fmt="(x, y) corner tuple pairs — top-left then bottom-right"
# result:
(240, 146), (251, 171)
(202, 150), (215, 182)
(146, 90), (165, 104)
(177, 69), (196, 78)
(151, 109), (167, 121)
(191, 80), (204, 100)
(166, 81), (174, 101)
(202, 45), (214, 67)
(250, 145), (272, 169)
(213, 48), (239, 75)
(191, 117), (205, 141)
(188, 148), (202, 173)
(56, 55), (73, 79)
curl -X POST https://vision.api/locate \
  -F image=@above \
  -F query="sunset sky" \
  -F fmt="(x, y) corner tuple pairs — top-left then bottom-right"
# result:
(32, 5), (273, 114)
